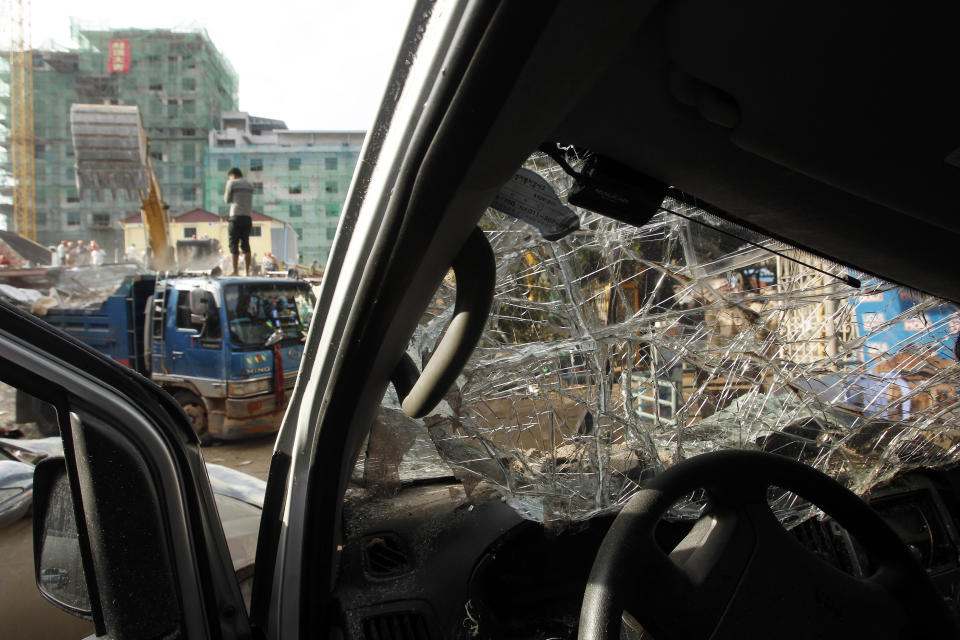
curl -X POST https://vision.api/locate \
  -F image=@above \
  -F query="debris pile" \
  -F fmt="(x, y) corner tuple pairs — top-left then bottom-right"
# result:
(0, 264), (143, 313)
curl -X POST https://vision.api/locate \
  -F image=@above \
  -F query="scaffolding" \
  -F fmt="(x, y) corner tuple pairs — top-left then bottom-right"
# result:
(776, 253), (859, 366)
(8, 0), (35, 240)
(1, 23), (238, 255)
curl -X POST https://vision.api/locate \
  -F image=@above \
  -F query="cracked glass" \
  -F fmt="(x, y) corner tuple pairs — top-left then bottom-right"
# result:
(359, 153), (960, 525)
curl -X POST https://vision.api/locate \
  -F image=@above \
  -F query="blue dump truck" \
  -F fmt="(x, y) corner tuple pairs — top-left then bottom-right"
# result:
(18, 273), (315, 441)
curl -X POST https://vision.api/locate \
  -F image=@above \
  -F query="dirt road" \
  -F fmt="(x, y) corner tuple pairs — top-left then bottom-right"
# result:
(202, 434), (276, 481)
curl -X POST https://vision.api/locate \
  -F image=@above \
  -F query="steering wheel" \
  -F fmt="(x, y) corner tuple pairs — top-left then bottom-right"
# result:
(579, 450), (957, 639)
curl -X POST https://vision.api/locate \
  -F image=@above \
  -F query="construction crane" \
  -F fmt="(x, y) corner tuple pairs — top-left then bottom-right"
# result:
(8, 0), (36, 241)
(70, 104), (174, 270)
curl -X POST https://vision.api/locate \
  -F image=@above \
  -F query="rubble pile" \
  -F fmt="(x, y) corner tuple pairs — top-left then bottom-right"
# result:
(0, 264), (142, 313)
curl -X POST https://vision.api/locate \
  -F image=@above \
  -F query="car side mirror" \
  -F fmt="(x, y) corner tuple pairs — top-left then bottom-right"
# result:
(265, 328), (284, 347)
(189, 289), (221, 340)
(32, 457), (93, 619)
(189, 288), (216, 324)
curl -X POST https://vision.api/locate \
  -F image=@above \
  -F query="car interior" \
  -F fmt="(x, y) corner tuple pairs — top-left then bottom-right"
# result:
(277, 2), (960, 639)
(2, 2), (960, 640)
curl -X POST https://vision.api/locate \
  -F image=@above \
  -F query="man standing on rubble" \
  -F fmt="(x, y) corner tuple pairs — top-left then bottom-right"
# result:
(76, 240), (90, 266)
(90, 241), (106, 266)
(56, 240), (68, 266)
(224, 167), (254, 276)
(66, 241), (78, 266)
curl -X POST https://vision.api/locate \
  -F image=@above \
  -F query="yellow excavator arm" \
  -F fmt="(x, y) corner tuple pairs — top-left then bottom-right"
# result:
(70, 104), (174, 270)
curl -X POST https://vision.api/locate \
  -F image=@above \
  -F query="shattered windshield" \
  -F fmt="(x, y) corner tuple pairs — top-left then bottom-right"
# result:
(224, 282), (315, 348)
(361, 153), (960, 525)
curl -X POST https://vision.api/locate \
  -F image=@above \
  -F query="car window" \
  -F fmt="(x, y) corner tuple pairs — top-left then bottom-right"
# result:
(224, 282), (315, 347)
(353, 152), (960, 525)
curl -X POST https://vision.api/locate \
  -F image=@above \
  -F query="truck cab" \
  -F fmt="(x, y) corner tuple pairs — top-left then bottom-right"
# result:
(149, 276), (314, 441)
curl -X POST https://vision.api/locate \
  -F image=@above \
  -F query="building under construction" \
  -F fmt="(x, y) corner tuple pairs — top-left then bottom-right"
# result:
(204, 111), (363, 267)
(0, 23), (238, 257)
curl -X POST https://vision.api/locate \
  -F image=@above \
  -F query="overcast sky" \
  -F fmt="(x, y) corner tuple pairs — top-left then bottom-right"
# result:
(25, 0), (418, 131)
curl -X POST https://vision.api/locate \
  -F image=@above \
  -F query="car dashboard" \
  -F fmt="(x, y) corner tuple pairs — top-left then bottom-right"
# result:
(333, 465), (960, 640)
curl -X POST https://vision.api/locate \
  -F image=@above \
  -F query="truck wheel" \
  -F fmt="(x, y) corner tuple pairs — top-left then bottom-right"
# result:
(173, 390), (212, 445)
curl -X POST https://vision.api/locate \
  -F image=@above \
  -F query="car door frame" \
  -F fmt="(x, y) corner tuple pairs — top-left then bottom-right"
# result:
(0, 298), (250, 640)
(252, 1), (660, 637)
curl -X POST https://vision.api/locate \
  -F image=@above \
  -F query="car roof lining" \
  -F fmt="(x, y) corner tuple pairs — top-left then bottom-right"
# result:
(532, 0), (960, 301)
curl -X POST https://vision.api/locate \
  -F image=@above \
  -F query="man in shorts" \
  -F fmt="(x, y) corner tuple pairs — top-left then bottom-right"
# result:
(224, 167), (254, 276)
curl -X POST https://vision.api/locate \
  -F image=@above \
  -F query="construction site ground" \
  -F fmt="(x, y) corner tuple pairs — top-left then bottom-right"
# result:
(203, 436), (275, 481)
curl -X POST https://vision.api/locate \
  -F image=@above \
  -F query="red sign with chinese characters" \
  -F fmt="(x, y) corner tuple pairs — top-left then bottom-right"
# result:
(108, 39), (130, 73)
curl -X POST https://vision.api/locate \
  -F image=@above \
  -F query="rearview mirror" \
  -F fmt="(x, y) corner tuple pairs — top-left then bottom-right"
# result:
(32, 457), (92, 619)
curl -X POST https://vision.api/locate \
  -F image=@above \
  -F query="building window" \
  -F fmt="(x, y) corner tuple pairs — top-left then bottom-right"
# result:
(250, 158), (263, 172)
(183, 99), (196, 114)
(92, 213), (110, 227)
(183, 165), (196, 180)
(325, 181), (338, 194)
(217, 157), (232, 171)
(289, 204), (302, 217)
(150, 100), (163, 115)
(182, 127), (196, 137)
(326, 227), (336, 240)
(288, 157), (301, 171)
(151, 151), (164, 162)
(216, 139), (236, 147)
(293, 227), (303, 240)
(288, 184), (302, 195)
(168, 99), (178, 117)
(182, 186), (196, 201)
(182, 143), (196, 162)
(67, 211), (81, 226)
(325, 204), (339, 217)
(325, 156), (338, 171)
(183, 227), (197, 238)
(182, 77), (196, 91)
(66, 188), (79, 203)
(250, 225), (262, 237)
(253, 182), (263, 194)
(149, 80), (163, 90)
(64, 166), (74, 181)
